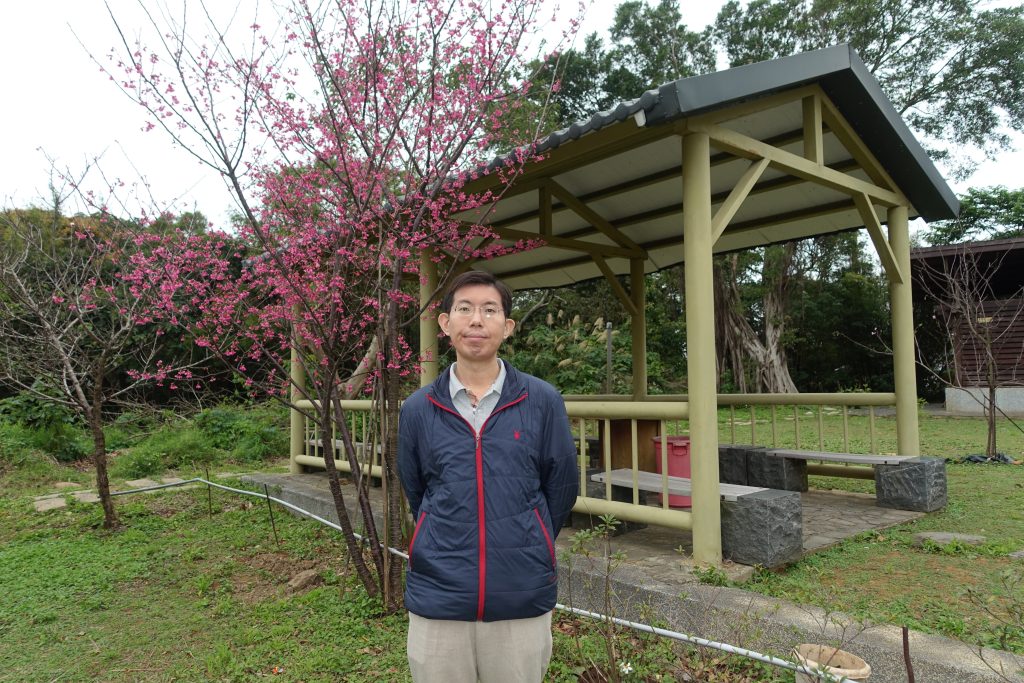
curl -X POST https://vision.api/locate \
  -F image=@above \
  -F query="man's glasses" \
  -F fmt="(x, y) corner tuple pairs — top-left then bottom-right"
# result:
(451, 303), (503, 319)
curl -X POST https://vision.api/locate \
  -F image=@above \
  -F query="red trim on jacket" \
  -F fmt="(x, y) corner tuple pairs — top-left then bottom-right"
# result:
(534, 507), (556, 571)
(408, 510), (427, 568)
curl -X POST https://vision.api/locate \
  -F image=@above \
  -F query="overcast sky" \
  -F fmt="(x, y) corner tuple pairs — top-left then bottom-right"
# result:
(2, 0), (1020, 229)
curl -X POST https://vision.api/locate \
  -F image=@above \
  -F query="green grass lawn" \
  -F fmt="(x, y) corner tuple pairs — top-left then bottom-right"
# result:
(720, 411), (1024, 655)
(0, 465), (780, 682)
(2, 410), (1023, 680)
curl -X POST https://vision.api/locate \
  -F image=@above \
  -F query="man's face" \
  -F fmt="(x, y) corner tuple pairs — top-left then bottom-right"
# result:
(438, 284), (516, 364)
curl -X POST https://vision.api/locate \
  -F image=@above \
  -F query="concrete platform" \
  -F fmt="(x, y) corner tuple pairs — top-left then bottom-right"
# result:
(242, 471), (1024, 683)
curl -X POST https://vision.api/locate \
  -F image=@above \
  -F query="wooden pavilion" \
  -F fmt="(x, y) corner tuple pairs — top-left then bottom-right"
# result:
(292, 44), (959, 567)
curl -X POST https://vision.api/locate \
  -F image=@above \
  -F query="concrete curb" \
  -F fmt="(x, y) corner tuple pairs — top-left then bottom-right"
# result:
(559, 557), (1024, 683)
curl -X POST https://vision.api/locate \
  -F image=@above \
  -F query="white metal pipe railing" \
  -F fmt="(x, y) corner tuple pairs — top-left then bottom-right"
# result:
(107, 478), (850, 682)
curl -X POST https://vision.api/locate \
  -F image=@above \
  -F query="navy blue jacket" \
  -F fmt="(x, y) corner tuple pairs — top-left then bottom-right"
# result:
(398, 361), (578, 622)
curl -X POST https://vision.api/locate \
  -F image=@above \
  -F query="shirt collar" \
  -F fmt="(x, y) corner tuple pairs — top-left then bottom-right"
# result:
(449, 360), (506, 400)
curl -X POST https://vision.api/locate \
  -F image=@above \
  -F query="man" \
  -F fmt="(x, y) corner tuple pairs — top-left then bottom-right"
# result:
(398, 270), (579, 682)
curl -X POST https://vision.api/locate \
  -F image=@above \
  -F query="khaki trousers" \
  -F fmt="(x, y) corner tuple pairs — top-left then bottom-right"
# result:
(406, 611), (553, 683)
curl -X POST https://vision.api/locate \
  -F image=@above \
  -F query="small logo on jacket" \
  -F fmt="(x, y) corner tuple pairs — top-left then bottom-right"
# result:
(513, 430), (520, 440)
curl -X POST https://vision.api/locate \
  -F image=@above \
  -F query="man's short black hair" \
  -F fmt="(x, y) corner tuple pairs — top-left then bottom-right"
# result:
(441, 271), (513, 318)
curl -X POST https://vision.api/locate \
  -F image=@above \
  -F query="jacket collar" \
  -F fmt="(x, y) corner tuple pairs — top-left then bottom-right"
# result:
(428, 359), (525, 409)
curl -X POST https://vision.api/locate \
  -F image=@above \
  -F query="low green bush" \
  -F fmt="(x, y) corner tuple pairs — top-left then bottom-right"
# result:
(30, 423), (89, 463)
(195, 404), (287, 463)
(109, 448), (165, 480)
(0, 387), (76, 430)
(0, 423), (34, 466)
(0, 388), (89, 462)
(122, 425), (223, 476)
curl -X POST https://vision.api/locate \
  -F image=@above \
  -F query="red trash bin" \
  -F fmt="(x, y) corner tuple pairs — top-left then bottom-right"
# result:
(652, 435), (691, 508)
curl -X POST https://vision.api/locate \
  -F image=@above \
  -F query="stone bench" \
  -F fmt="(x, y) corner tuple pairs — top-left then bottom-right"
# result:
(720, 445), (947, 512)
(589, 468), (803, 568)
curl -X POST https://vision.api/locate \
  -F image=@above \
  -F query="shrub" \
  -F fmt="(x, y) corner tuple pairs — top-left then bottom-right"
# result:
(0, 423), (34, 466)
(0, 387), (88, 462)
(195, 404), (288, 463)
(30, 423), (89, 463)
(0, 386), (76, 430)
(124, 426), (223, 475)
(110, 448), (165, 480)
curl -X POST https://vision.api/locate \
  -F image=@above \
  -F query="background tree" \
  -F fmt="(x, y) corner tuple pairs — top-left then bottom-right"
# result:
(913, 244), (1024, 457)
(926, 186), (1024, 244)
(103, 0), (569, 612)
(530, 0), (1024, 393)
(710, 0), (1024, 392)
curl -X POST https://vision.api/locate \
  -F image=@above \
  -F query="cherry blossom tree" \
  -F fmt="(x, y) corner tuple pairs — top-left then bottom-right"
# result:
(0, 179), (211, 530)
(102, 0), (573, 610)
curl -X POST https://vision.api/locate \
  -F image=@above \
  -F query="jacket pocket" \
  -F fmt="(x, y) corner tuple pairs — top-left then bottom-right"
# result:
(533, 508), (556, 572)
(408, 511), (427, 570)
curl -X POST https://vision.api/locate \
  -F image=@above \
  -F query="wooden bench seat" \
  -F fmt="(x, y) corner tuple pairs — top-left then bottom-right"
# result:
(766, 449), (912, 466)
(590, 468), (768, 502)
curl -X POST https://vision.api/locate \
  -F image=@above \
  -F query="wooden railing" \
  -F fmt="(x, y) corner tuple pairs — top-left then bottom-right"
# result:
(289, 392), (901, 532)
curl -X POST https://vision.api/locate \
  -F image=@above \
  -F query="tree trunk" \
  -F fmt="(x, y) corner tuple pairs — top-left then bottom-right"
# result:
(759, 243), (799, 393)
(713, 249), (799, 394)
(380, 306), (406, 613)
(987, 384), (997, 458)
(87, 406), (118, 530)
(316, 385), (380, 597)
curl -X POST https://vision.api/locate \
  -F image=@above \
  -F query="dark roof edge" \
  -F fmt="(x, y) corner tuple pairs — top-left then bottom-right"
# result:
(910, 236), (1024, 259)
(648, 45), (958, 222)
(493, 45), (958, 222)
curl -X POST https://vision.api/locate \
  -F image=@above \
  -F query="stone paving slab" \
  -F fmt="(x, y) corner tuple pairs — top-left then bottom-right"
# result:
(160, 477), (186, 485)
(33, 497), (67, 512)
(124, 478), (161, 489)
(72, 491), (100, 503)
(53, 481), (81, 490)
(33, 492), (63, 501)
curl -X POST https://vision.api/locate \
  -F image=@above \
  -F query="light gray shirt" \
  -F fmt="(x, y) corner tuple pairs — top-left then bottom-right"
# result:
(449, 360), (506, 433)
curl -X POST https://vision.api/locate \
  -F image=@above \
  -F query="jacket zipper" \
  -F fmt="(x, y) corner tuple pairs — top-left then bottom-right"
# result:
(427, 391), (528, 620)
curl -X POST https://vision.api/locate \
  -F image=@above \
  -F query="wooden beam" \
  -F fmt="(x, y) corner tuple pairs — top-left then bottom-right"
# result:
(472, 222), (643, 259)
(546, 179), (644, 252)
(539, 184), (552, 237)
(803, 95), (823, 164)
(688, 121), (904, 207)
(486, 127), (816, 232)
(593, 254), (639, 317)
(711, 157), (769, 243)
(817, 89), (901, 194)
(853, 192), (904, 284)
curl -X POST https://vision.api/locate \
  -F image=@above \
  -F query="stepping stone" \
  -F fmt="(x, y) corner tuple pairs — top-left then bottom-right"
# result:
(160, 477), (186, 485)
(34, 497), (67, 512)
(34, 493), (63, 501)
(1010, 550), (1024, 560)
(124, 478), (161, 489)
(53, 482), (81, 490)
(72, 491), (100, 503)
(912, 531), (986, 547)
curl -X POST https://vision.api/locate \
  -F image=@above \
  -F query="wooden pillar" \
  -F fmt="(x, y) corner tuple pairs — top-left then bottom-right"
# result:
(682, 132), (722, 565)
(630, 257), (647, 400)
(419, 248), (439, 387)
(888, 205), (920, 455)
